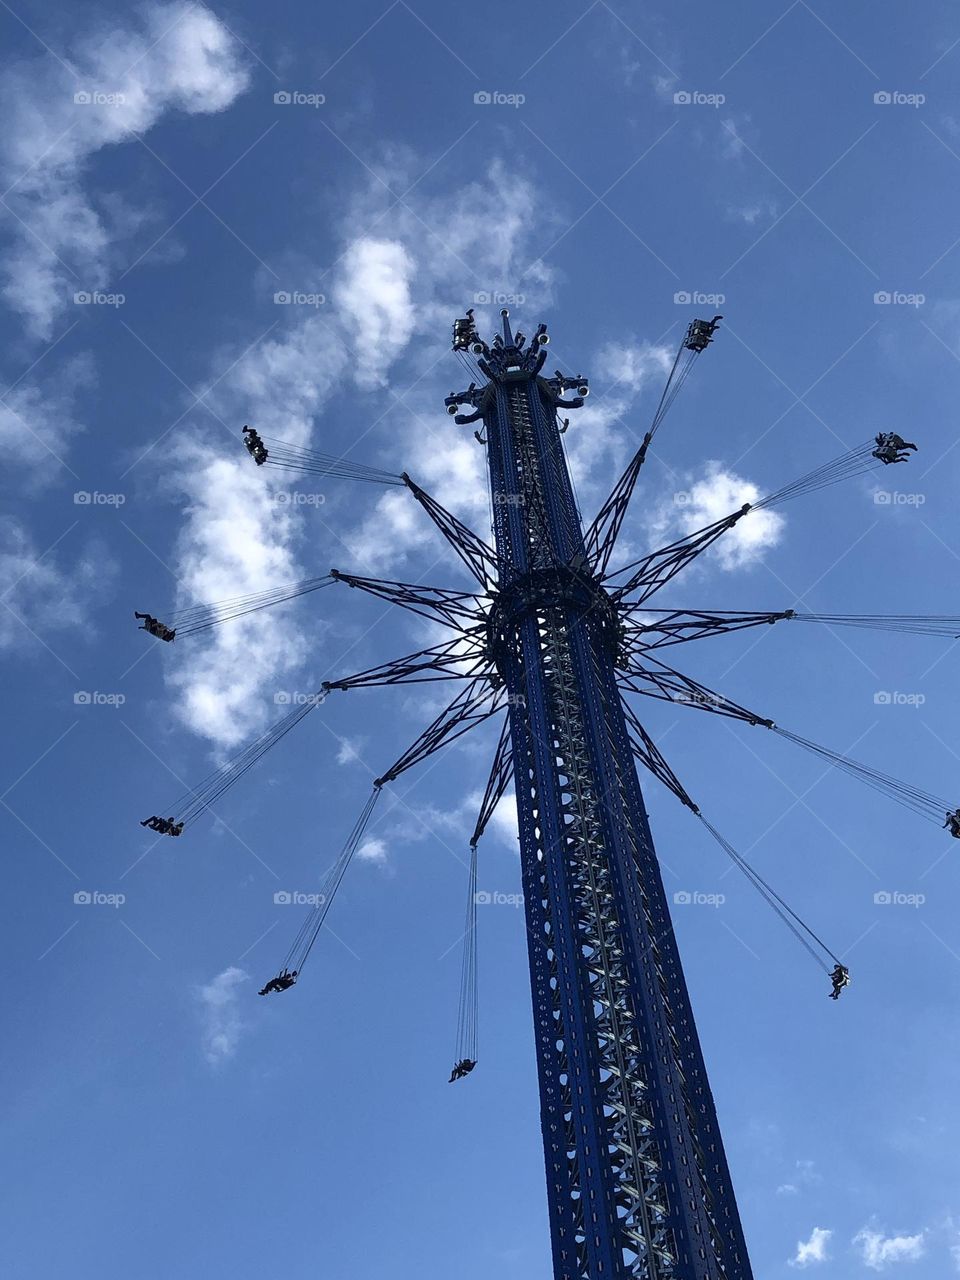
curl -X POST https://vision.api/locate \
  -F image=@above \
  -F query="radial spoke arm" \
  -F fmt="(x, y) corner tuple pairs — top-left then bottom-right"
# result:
(620, 696), (699, 812)
(583, 318), (722, 574)
(620, 607), (795, 653)
(322, 631), (490, 691)
(402, 475), (500, 588)
(375, 677), (503, 786)
(470, 715), (514, 847)
(330, 570), (484, 631)
(620, 658), (775, 728)
(620, 696), (844, 973)
(606, 504), (753, 603)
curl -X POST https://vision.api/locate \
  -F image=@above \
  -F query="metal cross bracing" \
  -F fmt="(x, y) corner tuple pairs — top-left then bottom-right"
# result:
(137, 301), (957, 1280)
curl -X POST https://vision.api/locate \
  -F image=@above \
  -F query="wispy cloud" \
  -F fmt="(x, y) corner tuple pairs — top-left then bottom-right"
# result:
(0, 516), (114, 652)
(789, 1227), (832, 1268)
(648, 461), (785, 571)
(854, 1227), (926, 1270)
(0, 2), (250, 338)
(196, 965), (249, 1066)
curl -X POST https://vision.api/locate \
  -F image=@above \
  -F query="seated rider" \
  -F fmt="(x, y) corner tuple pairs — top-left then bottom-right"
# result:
(140, 815), (182, 836)
(258, 969), (298, 996)
(828, 963), (850, 1000)
(242, 425), (268, 466)
(134, 612), (176, 642)
(873, 432), (917, 464)
(684, 314), (723, 352)
(448, 1058), (477, 1082)
(943, 809), (960, 839)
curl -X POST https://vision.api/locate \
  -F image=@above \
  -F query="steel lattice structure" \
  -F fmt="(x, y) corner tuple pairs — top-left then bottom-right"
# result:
(455, 311), (751, 1280)
(139, 305), (958, 1280)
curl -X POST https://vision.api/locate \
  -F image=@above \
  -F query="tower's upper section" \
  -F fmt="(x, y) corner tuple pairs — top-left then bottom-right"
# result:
(444, 308), (589, 426)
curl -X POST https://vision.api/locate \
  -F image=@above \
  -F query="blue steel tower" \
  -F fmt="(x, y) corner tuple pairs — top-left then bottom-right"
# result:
(449, 310), (752, 1280)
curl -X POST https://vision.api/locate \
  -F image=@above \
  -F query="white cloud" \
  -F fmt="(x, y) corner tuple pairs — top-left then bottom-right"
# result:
(356, 836), (388, 864)
(720, 115), (751, 161)
(777, 1159), (821, 1197)
(0, 355), (94, 480)
(167, 448), (313, 751)
(0, 2), (250, 338)
(336, 737), (364, 766)
(789, 1227), (832, 1268)
(488, 791), (519, 851)
(168, 163), (557, 750)
(854, 1228), (926, 1270)
(196, 965), (248, 1065)
(648, 461), (784, 572)
(0, 517), (113, 651)
(726, 199), (779, 225)
(333, 239), (415, 387)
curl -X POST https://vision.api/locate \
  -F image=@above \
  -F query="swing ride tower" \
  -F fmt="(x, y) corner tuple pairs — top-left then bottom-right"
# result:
(140, 303), (952, 1280)
(459, 311), (752, 1280)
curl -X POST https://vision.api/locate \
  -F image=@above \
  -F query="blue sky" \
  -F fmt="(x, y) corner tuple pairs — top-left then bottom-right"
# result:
(2, 1), (960, 1276)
